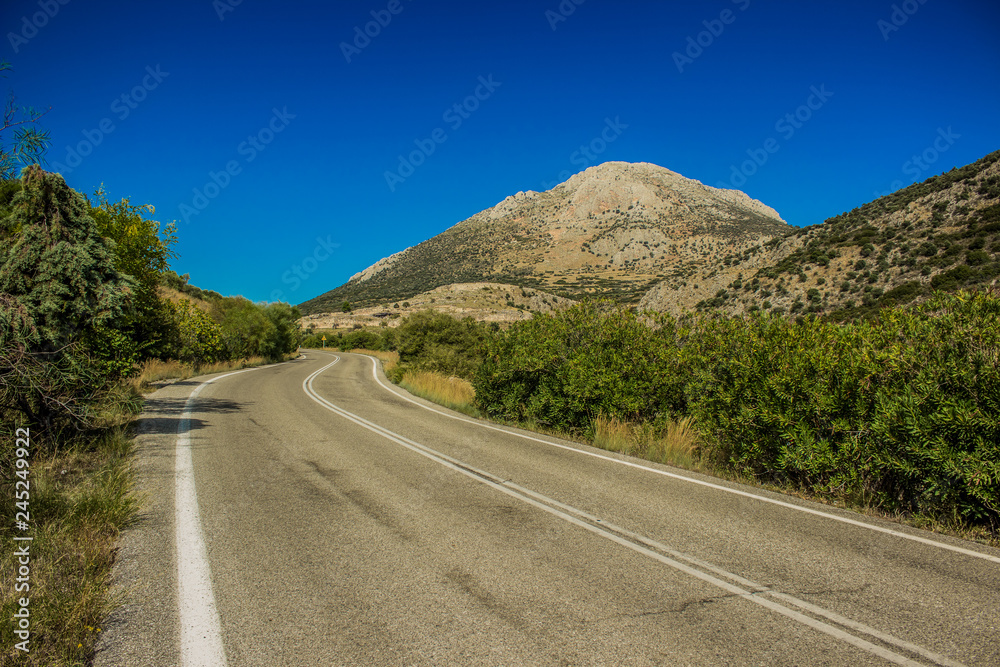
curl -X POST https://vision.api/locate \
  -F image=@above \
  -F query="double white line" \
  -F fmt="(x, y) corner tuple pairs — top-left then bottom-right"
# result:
(304, 356), (966, 667)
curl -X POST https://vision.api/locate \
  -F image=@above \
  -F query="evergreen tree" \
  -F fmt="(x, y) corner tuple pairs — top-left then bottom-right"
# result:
(0, 166), (133, 439)
(0, 166), (133, 350)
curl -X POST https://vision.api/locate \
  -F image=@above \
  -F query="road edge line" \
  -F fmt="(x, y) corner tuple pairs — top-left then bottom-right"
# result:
(350, 352), (1000, 566)
(175, 369), (256, 666)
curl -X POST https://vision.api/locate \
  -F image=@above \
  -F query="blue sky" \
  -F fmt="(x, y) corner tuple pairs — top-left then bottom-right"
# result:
(2, 0), (998, 304)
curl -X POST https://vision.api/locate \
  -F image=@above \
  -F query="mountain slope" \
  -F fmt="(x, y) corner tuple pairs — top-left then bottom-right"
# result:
(300, 162), (788, 314)
(640, 150), (1000, 316)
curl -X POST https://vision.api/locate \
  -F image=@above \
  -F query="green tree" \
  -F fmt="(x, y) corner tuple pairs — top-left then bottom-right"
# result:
(0, 62), (50, 180)
(0, 167), (132, 437)
(395, 310), (485, 379)
(215, 298), (275, 359)
(0, 177), (21, 227)
(0, 166), (132, 350)
(168, 299), (225, 363)
(89, 187), (178, 359)
(262, 302), (301, 360)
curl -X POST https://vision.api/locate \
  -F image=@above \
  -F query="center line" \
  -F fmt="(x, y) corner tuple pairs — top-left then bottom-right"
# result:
(304, 357), (962, 667)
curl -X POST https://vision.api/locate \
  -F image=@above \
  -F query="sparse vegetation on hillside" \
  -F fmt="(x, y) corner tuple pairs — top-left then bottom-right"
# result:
(299, 281), (576, 332)
(653, 150), (1000, 318)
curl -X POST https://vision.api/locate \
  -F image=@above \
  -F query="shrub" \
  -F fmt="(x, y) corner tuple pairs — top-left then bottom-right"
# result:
(918, 241), (938, 257)
(966, 250), (990, 266)
(879, 281), (922, 306)
(392, 310), (485, 379)
(475, 303), (686, 431)
(931, 265), (974, 290)
(473, 293), (1000, 529)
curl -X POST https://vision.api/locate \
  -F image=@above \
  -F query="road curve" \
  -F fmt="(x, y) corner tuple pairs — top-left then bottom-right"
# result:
(96, 351), (1000, 666)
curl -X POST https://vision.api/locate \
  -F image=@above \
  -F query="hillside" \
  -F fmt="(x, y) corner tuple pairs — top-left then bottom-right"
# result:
(299, 162), (789, 314)
(300, 282), (576, 331)
(641, 150), (1000, 317)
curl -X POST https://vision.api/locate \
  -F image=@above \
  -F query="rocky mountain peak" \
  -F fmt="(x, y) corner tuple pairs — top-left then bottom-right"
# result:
(301, 160), (791, 312)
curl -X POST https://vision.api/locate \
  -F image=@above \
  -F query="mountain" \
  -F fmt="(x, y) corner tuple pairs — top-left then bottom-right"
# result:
(299, 162), (789, 314)
(300, 152), (1000, 321)
(640, 150), (1000, 317)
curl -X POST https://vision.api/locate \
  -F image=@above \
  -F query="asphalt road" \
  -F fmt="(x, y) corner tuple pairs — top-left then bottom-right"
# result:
(96, 351), (1000, 666)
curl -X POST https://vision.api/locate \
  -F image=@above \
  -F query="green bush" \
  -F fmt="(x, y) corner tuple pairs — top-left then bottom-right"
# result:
(338, 329), (381, 350)
(475, 303), (686, 432)
(392, 310), (485, 379)
(473, 293), (1000, 529)
(966, 250), (990, 266)
(931, 265), (974, 290)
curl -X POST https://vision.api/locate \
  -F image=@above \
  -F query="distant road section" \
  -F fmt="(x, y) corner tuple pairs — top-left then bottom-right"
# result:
(97, 352), (1000, 666)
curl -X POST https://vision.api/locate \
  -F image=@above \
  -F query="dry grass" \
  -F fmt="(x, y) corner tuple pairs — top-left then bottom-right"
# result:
(592, 415), (700, 469)
(1, 428), (138, 666)
(129, 356), (271, 394)
(398, 370), (478, 417)
(351, 349), (399, 375)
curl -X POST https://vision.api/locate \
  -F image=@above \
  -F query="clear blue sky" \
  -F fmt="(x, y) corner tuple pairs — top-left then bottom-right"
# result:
(3, 0), (998, 304)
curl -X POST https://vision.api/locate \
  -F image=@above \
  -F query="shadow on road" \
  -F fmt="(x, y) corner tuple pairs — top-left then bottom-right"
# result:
(138, 395), (247, 436)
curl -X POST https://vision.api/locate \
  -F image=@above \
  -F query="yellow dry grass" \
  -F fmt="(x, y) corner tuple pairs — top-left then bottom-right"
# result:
(399, 370), (477, 416)
(129, 356), (270, 394)
(593, 415), (700, 469)
(351, 349), (399, 375)
(0, 428), (137, 666)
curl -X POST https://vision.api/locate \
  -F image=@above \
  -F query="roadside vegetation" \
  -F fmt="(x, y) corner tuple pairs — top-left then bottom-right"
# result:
(477, 294), (999, 538)
(129, 356), (276, 394)
(592, 415), (700, 470)
(304, 314), (483, 416)
(326, 293), (999, 544)
(399, 372), (478, 417)
(1, 162), (301, 664)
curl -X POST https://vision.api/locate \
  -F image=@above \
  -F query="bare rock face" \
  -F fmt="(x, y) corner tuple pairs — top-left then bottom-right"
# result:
(348, 248), (410, 283)
(559, 162), (784, 223)
(301, 161), (789, 313)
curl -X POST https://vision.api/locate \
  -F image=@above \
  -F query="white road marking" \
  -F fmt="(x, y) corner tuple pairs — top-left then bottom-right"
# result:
(352, 353), (1000, 566)
(304, 357), (964, 667)
(176, 369), (255, 667)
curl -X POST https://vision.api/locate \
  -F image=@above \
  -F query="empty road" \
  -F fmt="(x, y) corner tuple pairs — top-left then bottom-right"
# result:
(96, 351), (1000, 666)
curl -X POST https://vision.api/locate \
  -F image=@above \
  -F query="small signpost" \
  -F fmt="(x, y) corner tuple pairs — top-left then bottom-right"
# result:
(321, 335), (326, 349)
